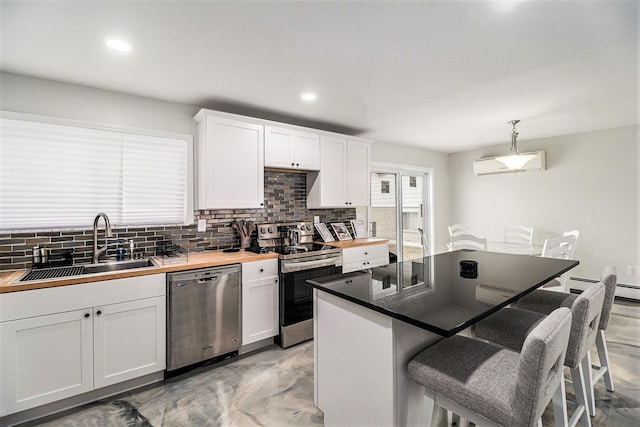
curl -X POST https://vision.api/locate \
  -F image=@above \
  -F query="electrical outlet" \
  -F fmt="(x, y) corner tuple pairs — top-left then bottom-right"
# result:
(197, 219), (207, 232)
(627, 266), (636, 276)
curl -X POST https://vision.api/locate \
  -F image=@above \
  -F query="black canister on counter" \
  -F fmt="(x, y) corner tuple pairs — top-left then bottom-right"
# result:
(459, 260), (478, 279)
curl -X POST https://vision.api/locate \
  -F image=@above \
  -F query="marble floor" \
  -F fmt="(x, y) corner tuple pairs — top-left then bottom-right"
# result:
(23, 300), (639, 427)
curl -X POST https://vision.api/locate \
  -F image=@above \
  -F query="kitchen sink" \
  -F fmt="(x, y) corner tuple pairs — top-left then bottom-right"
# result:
(19, 258), (157, 282)
(81, 258), (156, 274)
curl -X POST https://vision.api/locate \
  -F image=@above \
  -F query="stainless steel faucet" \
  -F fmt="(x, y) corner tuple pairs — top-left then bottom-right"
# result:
(92, 212), (113, 263)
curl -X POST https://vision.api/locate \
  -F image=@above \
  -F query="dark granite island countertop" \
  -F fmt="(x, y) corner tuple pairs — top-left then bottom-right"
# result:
(309, 250), (578, 426)
(308, 250), (579, 337)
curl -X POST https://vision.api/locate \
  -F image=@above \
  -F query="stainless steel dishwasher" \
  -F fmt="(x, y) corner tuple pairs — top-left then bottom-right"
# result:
(166, 264), (241, 372)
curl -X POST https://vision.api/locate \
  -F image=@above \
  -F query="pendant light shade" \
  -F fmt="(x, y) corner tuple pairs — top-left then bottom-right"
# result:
(495, 120), (535, 170)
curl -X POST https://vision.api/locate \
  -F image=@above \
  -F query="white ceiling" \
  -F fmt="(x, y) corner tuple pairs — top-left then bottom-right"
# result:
(1, 0), (637, 152)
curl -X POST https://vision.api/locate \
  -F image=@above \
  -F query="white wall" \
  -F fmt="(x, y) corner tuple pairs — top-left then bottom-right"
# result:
(449, 125), (639, 288)
(371, 142), (451, 254)
(0, 72), (198, 135)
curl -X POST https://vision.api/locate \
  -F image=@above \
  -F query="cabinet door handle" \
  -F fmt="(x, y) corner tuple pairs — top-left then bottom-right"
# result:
(260, 203), (264, 206)
(260, 268), (264, 272)
(296, 163), (299, 167)
(84, 313), (90, 318)
(96, 310), (102, 316)
(364, 252), (368, 255)
(291, 163), (295, 166)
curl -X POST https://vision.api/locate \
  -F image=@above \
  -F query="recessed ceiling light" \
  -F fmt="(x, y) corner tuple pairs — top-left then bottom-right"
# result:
(105, 39), (132, 52)
(300, 92), (317, 102)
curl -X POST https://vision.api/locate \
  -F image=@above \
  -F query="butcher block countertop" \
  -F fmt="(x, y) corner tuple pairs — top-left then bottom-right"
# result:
(319, 238), (389, 248)
(0, 251), (279, 294)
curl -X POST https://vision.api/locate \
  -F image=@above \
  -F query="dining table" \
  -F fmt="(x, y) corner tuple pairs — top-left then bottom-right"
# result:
(308, 249), (578, 426)
(486, 240), (543, 256)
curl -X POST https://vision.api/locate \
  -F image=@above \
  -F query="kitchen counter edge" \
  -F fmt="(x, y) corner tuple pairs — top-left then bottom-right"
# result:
(316, 238), (389, 248)
(0, 251), (279, 293)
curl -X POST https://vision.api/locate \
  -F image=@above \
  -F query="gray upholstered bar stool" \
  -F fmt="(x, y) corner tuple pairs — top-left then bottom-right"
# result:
(590, 265), (617, 395)
(408, 307), (572, 427)
(475, 281), (605, 427)
(516, 266), (617, 416)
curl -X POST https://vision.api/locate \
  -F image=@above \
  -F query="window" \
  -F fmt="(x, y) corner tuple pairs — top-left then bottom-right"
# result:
(0, 116), (192, 230)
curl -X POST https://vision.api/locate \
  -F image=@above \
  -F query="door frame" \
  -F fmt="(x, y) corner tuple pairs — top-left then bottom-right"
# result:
(368, 162), (434, 261)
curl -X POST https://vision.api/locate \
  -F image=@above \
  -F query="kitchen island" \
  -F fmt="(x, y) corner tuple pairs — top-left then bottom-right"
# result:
(308, 250), (578, 426)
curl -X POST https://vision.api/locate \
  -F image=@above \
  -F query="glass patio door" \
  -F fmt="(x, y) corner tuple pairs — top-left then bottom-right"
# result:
(370, 169), (430, 262)
(370, 172), (398, 257)
(401, 174), (426, 261)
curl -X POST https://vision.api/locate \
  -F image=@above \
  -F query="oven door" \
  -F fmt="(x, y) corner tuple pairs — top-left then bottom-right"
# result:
(280, 264), (341, 327)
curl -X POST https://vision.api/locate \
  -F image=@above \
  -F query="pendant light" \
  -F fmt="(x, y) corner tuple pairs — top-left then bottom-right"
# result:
(495, 120), (535, 170)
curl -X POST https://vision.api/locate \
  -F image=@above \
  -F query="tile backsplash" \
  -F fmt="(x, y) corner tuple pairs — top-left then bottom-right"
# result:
(0, 171), (356, 270)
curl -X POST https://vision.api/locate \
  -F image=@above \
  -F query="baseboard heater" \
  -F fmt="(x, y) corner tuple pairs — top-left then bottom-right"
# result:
(570, 276), (639, 302)
(570, 276), (640, 290)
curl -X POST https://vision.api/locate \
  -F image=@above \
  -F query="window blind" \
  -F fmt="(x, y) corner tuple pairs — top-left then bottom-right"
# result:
(0, 118), (189, 230)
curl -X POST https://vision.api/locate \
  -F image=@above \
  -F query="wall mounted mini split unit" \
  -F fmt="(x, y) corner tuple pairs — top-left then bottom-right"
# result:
(472, 150), (546, 176)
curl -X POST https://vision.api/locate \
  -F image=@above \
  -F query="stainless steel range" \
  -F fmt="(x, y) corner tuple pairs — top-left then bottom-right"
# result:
(256, 222), (342, 348)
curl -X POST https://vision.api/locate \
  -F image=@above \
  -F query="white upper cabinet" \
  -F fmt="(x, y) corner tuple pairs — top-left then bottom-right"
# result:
(194, 111), (264, 209)
(346, 140), (371, 207)
(307, 136), (371, 208)
(264, 126), (320, 170)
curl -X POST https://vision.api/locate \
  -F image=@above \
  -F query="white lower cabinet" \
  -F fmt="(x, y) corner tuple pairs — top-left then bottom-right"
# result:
(342, 243), (390, 274)
(0, 274), (165, 416)
(0, 309), (94, 415)
(93, 296), (165, 389)
(241, 259), (279, 345)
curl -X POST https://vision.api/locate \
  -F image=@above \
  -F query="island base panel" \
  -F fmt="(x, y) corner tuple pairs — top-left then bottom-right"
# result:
(314, 290), (441, 426)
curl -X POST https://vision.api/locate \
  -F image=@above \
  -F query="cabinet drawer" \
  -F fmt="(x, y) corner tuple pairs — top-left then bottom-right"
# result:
(242, 259), (278, 282)
(342, 244), (389, 265)
(342, 256), (389, 274)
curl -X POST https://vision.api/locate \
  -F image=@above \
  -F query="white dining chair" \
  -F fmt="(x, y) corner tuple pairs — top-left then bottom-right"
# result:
(448, 224), (471, 238)
(562, 229), (580, 255)
(447, 224), (471, 251)
(449, 233), (487, 251)
(563, 229), (580, 240)
(504, 225), (534, 245)
(540, 235), (577, 292)
(447, 224), (471, 250)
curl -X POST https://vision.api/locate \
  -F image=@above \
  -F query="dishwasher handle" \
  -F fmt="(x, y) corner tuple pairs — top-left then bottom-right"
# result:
(174, 276), (220, 287)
